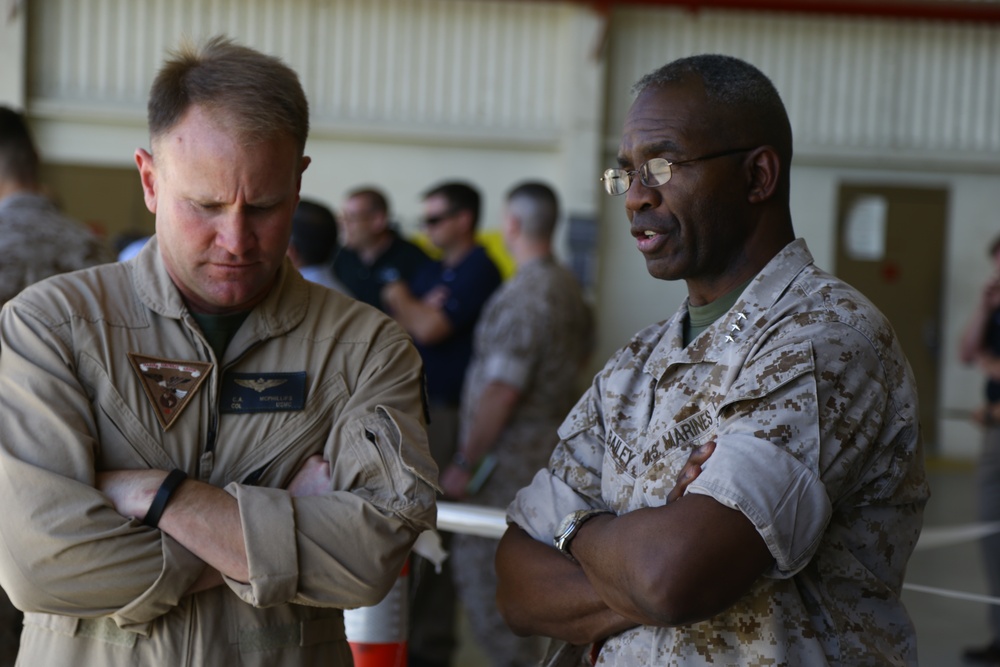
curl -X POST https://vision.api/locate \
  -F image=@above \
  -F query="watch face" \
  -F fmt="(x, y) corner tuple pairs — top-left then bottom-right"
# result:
(556, 512), (580, 540)
(554, 509), (589, 553)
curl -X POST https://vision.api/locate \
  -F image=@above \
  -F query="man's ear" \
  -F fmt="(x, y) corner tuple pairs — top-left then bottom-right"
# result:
(746, 146), (781, 204)
(371, 211), (389, 234)
(457, 209), (476, 236)
(135, 148), (158, 214)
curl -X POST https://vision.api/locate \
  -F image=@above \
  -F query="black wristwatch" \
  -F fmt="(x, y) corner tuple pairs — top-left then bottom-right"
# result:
(553, 508), (613, 561)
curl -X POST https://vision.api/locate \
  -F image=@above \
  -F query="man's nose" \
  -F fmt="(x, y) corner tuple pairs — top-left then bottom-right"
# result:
(624, 176), (658, 213)
(215, 210), (255, 255)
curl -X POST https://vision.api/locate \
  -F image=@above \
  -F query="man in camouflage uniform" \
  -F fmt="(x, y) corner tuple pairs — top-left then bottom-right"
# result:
(0, 106), (110, 664)
(440, 182), (593, 666)
(495, 54), (929, 666)
(0, 106), (110, 308)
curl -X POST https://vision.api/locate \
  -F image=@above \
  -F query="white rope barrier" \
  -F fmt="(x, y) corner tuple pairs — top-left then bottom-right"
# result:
(434, 502), (1000, 606)
(914, 522), (1000, 551)
(436, 501), (507, 539)
(902, 583), (1000, 606)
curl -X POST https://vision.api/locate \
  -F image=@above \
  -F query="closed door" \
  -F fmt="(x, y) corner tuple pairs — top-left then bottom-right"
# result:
(835, 184), (948, 452)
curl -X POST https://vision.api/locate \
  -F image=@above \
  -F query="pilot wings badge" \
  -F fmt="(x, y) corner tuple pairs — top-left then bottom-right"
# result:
(128, 353), (213, 431)
(234, 378), (288, 393)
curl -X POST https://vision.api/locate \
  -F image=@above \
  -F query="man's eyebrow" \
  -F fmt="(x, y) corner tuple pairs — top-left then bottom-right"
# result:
(617, 139), (683, 168)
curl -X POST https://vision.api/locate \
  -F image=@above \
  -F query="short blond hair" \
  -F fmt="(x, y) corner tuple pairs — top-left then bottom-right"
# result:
(147, 35), (309, 154)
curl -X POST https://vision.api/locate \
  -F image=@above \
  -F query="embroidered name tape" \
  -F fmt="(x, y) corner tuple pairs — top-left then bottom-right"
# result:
(221, 372), (307, 413)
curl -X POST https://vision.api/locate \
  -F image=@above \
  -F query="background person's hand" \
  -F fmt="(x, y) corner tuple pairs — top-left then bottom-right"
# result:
(439, 463), (471, 500)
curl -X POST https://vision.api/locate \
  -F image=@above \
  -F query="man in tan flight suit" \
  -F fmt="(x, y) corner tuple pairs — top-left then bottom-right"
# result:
(0, 35), (437, 666)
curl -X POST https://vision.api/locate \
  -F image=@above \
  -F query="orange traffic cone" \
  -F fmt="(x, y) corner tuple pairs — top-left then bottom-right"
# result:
(345, 560), (409, 666)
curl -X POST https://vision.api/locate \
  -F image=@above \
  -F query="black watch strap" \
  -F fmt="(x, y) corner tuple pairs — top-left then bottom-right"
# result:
(143, 469), (188, 528)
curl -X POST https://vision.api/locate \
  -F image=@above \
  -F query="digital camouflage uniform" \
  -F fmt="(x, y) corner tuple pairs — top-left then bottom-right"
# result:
(453, 257), (592, 667)
(0, 192), (110, 307)
(0, 191), (111, 662)
(509, 239), (930, 666)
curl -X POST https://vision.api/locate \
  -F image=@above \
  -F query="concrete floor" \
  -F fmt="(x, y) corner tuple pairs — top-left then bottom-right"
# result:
(454, 460), (996, 666)
(904, 460), (995, 666)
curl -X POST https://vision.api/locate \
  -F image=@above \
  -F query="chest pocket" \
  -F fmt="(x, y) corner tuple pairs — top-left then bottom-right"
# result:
(226, 373), (350, 488)
(718, 340), (815, 414)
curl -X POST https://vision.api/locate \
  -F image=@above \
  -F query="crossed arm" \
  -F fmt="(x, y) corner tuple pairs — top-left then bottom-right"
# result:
(97, 455), (332, 592)
(496, 441), (774, 645)
(380, 281), (453, 345)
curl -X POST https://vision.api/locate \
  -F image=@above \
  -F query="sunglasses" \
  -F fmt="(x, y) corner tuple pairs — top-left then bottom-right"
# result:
(423, 209), (459, 227)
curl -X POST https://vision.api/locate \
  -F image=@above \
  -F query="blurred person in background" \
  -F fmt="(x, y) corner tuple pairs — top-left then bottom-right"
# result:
(381, 180), (502, 667)
(287, 198), (348, 293)
(333, 186), (429, 311)
(0, 105), (110, 309)
(959, 234), (1000, 665)
(441, 181), (593, 666)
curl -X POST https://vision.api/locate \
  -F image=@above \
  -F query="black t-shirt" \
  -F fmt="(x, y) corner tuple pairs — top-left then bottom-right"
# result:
(332, 232), (430, 312)
(987, 307), (1000, 403)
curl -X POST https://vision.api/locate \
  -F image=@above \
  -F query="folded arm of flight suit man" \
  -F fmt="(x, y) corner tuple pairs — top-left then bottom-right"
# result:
(0, 297), (206, 629)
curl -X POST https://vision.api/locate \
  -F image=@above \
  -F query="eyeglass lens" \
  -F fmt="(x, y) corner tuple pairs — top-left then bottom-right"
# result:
(602, 158), (674, 196)
(601, 147), (755, 196)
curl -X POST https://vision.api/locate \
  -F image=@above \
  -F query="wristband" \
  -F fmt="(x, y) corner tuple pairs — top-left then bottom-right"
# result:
(143, 469), (188, 528)
(452, 451), (474, 473)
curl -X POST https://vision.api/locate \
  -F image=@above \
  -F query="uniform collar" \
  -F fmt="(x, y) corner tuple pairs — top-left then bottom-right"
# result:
(643, 238), (815, 379)
(130, 235), (310, 346)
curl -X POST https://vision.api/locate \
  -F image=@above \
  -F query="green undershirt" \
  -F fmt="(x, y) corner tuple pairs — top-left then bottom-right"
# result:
(684, 278), (754, 346)
(190, 310), (252, 360)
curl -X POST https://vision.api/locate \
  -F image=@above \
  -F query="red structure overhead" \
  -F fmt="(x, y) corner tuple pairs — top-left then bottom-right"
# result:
(586, 0), (1000, 24)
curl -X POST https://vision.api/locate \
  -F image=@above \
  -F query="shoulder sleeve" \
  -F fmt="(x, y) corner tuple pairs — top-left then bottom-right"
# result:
(687, 319), (920, 577)
(506, 354), (615, 543)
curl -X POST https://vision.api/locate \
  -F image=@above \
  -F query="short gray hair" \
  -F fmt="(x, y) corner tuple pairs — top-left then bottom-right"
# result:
(633, 54), (792, 165)
(506, 181), (559, 241)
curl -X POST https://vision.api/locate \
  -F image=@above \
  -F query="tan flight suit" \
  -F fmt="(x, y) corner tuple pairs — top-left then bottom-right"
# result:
(0, 238), (438, 665)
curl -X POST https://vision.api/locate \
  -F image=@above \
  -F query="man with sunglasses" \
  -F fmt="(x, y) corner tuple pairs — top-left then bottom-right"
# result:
(381, 180), (502, 667)
(496, 54), (928, 665)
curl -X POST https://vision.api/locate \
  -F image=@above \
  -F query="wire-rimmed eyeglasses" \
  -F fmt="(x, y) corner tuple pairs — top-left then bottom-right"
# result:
(601, 147), (756, 196)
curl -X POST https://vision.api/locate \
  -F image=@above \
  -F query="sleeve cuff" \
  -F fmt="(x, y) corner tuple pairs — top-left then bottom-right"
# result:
(112, 532), (206, 631)
(483, 353), (531, 390)
(224, 483), (299, 607)
(506, 469), (597, 544)
(685, 433), (831, 577)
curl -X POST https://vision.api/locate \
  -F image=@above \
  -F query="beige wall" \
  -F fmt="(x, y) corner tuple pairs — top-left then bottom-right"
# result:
(0, 4), (26, 107)
(14, 0), (1000, 459)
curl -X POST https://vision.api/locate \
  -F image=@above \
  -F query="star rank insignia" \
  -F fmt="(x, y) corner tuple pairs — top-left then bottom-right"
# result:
(128, 353), (213, 431)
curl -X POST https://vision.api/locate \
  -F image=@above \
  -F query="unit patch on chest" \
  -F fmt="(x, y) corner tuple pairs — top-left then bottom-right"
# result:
(128, 353), (213, 431)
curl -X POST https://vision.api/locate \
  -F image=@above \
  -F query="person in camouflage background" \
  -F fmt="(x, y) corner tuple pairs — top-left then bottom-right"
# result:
(0, 106), (110, 309)
(495, 54), (930, 666)
(440, 181), (593, 666)
(0, 105), (110, 665)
